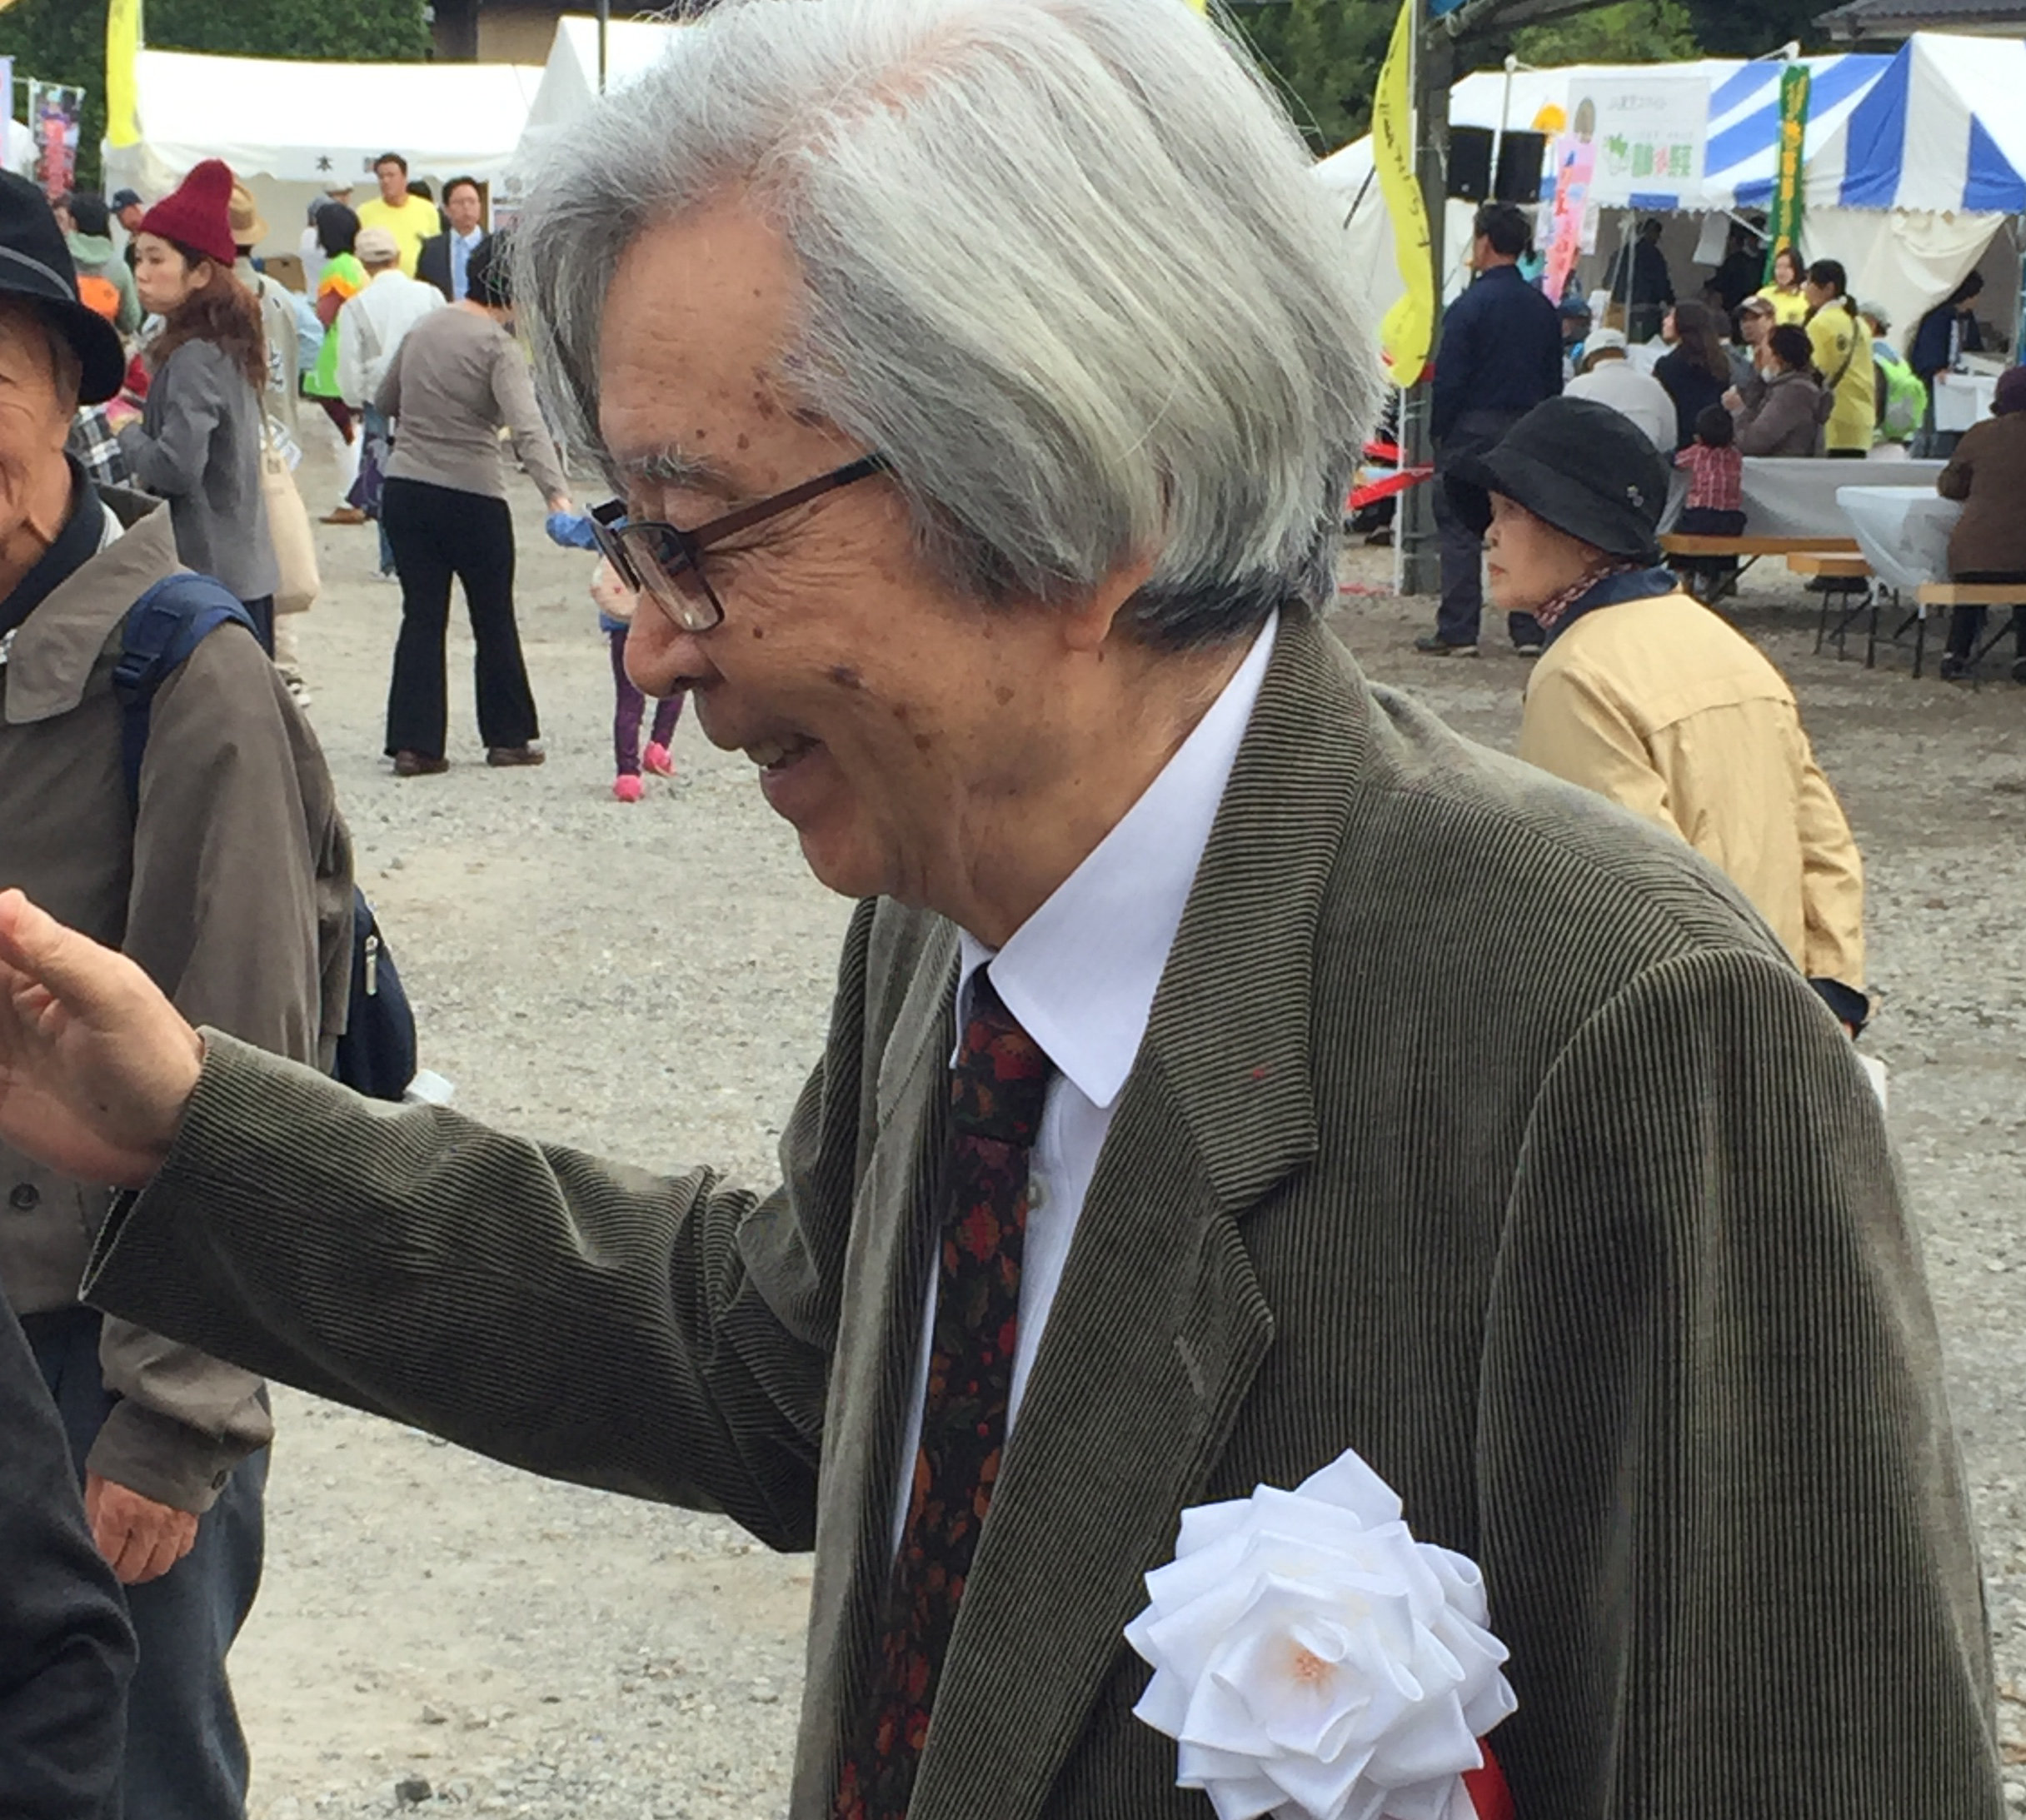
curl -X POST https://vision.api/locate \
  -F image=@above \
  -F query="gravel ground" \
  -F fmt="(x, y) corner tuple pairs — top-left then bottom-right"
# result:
(234, 433), (2024, 1816)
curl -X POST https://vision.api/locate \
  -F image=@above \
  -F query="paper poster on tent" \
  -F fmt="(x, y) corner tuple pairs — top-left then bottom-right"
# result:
(28, 81), (84, 203)
(1566, 77), (1709, 207)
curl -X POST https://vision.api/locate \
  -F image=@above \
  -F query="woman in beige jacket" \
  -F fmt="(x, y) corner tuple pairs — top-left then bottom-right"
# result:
(1450, 396), (1869, 1030)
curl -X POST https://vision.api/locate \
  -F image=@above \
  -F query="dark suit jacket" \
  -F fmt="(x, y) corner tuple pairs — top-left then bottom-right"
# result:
(84, 609), (2003, 1818)
(0, 1296), (134, 1818)
(416, 230), (487, 303)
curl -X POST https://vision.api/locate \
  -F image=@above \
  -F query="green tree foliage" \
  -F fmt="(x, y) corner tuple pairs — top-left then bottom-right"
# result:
(0, 0), (431, 186)
(1511, 0), (1699, 64)
(1235, 0), (1394, 152)
(1680, 0), (1825, 54)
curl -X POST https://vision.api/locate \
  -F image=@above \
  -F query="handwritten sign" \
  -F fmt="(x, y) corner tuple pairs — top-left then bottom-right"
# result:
(1565, 77), (1709, 207)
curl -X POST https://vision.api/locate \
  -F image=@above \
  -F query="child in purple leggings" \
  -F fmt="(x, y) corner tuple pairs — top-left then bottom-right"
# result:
(548, 510), (686, 801)
(594, 557), (683, 802)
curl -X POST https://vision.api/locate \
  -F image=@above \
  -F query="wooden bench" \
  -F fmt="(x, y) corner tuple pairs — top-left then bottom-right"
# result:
(1788, 552), (1879, 663)
(1911, 583), (2026, 680)
(1659, 534), (1862, 606)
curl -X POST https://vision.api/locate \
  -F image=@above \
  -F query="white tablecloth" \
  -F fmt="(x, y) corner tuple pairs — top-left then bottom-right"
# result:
(1661, 457), (1945, 536)
(1933, 371), (1997, 434)
(1836, 486), (1962, 593)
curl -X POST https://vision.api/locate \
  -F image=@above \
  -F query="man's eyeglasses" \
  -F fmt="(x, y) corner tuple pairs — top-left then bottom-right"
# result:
(591, 452), (891, 634)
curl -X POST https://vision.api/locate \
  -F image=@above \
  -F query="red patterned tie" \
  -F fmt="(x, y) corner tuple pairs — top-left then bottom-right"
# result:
(834, 970), (1051, 1820)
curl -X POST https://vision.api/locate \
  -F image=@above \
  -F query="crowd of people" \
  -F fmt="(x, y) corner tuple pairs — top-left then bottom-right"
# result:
(1425, 201), (2026, 683)
(0, 3), (2018, 1815)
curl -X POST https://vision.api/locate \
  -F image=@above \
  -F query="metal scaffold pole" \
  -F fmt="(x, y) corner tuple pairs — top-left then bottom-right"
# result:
(1396, 1), (1452, 601)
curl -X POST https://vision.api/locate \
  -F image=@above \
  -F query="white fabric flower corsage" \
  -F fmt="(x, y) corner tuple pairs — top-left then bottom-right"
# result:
(1123, 1448), (1517, 1820)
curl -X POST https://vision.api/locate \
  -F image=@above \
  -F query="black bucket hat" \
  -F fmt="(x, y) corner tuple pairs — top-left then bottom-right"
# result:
(0, 169), (126, 406)
(1445, 396), (1670, 564)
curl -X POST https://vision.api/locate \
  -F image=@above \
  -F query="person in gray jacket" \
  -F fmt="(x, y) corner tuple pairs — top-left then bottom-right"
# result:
(0, 169), (349, 1820)
(113, 161), (280, 653)
(1727, 323), (1827, 458)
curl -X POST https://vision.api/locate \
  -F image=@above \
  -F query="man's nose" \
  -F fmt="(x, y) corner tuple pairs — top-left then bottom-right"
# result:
(626, 608), (716, 699)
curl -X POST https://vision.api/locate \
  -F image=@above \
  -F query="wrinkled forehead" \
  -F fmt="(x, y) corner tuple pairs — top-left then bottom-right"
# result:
(595, 204), (846, 505)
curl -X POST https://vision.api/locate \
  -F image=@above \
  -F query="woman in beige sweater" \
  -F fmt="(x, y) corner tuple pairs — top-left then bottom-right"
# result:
(375, 237), (572, 775)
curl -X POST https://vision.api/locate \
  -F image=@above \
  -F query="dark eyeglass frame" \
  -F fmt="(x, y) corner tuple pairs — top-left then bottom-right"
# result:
(591, 451), (891, 634)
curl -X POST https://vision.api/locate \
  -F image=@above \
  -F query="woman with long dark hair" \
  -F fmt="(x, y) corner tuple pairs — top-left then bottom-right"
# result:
(1654, 299), (1732, 449)
(1755, 245), (1809, 327)
(116, 159), (279, 649)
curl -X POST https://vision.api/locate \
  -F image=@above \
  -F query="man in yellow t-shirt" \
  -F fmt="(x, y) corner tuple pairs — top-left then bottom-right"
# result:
(1802, 259), (1875, 457)
(355, 152), (441, 278)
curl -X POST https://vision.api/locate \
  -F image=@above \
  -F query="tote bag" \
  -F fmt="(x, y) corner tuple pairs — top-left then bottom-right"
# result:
(262, 431), (321, 616)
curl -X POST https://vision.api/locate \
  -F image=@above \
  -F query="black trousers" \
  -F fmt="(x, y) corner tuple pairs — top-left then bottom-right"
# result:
(1944, 571), (2026, 666)
(382, 477), (540, 759)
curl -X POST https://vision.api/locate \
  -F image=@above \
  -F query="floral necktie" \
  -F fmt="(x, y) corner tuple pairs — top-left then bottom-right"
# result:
(834, 970), (1052, 1820)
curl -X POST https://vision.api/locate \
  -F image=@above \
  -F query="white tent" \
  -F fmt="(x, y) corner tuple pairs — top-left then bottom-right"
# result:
(102, 48), (542, 259)
(497, 16), (688, 213)
(1319, 36), (2025, 371)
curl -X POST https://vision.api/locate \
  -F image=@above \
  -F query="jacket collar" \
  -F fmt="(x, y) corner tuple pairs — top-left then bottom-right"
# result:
(1, 489), (180, 725)
(797, 607), (1369, 1818)
(1541, 565), (1679, 647)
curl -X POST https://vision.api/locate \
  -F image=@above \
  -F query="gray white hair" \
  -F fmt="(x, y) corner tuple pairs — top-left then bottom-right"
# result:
(516, 0), (1377, 648)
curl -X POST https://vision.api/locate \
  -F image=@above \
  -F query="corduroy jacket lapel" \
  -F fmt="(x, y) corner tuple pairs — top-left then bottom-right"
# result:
(904, 608), (1372, 1818)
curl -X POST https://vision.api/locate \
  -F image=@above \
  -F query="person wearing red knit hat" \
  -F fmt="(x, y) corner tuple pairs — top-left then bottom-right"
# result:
(116, 158), (280, 648)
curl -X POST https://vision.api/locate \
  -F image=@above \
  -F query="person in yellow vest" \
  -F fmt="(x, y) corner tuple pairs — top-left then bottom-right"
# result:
(1450, 396), (1870, 1035)
(1803, 261), (1875, 458)
(354, 152), (439, 278)
(1755, 244), (1810, 327)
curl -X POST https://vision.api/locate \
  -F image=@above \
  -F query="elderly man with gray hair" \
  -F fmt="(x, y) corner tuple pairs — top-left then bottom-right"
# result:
(0, 2), (2002, 1817)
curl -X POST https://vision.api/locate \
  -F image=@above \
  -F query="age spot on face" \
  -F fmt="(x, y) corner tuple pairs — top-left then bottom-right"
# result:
(993, 684), (1015, 706)
(736, 433), (751, 451)
(751, 626), (766, 641)
(913, 733), (935, 753)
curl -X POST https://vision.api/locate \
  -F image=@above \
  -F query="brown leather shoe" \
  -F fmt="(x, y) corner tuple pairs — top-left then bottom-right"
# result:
(392, 750), (448, 777)
(321, 506), (367, 525)
(485, 745), (546, 768)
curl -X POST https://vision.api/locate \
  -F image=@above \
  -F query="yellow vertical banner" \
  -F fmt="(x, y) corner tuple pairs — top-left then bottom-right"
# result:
(1371, 0), (1434, 386)
(106, 0), (143, 150)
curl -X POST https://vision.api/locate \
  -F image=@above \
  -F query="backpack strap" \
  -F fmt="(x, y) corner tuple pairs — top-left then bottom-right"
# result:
(112, 574), (259, 812)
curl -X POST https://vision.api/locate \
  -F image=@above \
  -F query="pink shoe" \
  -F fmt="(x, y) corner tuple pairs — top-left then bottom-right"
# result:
(612, 773), (644, 803)
(643, 741), (675, 777)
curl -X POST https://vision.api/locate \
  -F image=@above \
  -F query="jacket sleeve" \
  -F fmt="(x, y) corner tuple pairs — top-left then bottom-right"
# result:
(1430, 292), (1475, 446)
(492, 338), (569, 503)
(336, 299), (372, 407)
(115, 347), (222, 501)
(1482, 949), (2002, 1818)
(87, 631), (337, 1513)
(1937, 428), (1974, 501)
(1794, 729), (1866, 991)
(1517, 663), (1682, 839)
(0, 1296), (134, 1819)
(83, 899), (887, 1553)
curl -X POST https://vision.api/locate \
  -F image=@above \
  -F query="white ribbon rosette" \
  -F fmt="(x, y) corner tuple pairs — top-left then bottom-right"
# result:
(1123, 1449), (1517, 1820)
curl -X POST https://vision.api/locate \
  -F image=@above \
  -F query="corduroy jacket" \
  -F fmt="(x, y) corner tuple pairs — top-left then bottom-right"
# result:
(84, 608), (2002, 1817)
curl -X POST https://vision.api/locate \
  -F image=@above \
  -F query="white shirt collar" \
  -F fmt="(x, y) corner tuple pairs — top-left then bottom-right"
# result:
(956, 611), (1279, 1111)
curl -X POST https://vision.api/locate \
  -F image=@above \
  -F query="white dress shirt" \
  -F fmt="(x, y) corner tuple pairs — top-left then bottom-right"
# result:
(890, 611), (1280, 1551)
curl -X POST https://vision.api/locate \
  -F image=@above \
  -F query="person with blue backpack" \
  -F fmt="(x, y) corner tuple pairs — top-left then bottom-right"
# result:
(0, 170), (363, 1820)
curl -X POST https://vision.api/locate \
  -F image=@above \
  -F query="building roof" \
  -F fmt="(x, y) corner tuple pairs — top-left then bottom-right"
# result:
(1818, 0), (2026, 42)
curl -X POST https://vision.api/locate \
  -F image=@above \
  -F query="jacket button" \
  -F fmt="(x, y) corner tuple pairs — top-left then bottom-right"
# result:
(7, 1183), (39, 1211)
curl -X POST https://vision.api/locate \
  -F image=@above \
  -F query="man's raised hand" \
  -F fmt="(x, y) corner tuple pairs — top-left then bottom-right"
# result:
(0, 890), (203, 1188)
